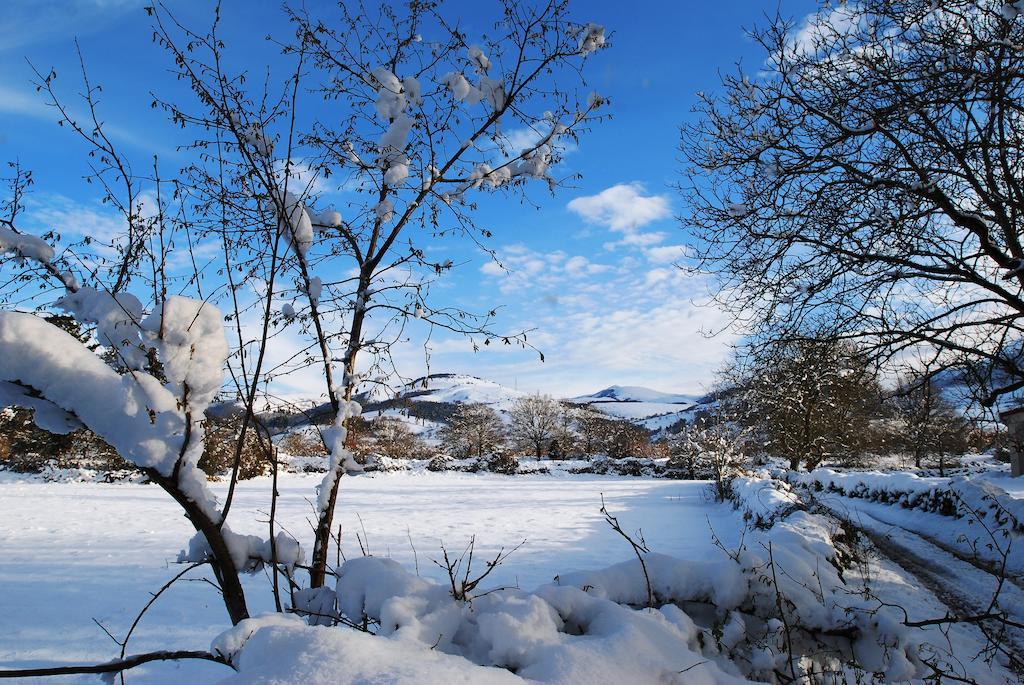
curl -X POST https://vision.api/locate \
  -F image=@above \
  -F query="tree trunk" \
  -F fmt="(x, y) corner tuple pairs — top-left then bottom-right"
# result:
(309, 284), (369, 589)
(150, 470), (249, 625)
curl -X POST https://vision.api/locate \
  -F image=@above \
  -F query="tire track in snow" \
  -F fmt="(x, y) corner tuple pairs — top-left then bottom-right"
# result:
(816, 497), (1024, 672)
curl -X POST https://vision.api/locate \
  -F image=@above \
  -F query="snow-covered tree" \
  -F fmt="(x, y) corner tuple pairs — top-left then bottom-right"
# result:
(509, 394), (562, 458)
(670, 415), (749, 501)
(888, 370), (969, 472)
(0, 0), (608, 629)
(737, 339), (880, 470)
(439, 403), (506, 459)
(368, 416), (425, 460)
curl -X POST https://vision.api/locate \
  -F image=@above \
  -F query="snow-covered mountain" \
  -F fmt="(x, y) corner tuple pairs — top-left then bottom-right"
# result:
(277, 374), (704, 435)
(571, 385), (700, 406)
(391, 373), (526, 412)
(569, 385), (705, 430)
(355, 374), (525, 438)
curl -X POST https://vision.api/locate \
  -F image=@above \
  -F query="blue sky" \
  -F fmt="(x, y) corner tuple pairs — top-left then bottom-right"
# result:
(0, 0), (814, 398)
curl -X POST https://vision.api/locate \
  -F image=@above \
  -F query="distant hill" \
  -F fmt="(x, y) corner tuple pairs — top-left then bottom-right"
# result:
(387, 373), (526, 412)
(243, 374), (708, 437)
(571, 385), (701, 406)
(568, 385), (709, 431)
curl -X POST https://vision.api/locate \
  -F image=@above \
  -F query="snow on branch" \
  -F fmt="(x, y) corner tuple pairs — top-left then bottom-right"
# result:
(0, 311), (185, 471)
(0, 224), (54, 263)
(0, 296), (229, 518)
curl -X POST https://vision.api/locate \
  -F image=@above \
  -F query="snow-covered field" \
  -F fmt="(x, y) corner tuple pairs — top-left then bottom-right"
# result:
(3, 465), (1023, 684)
(0, 471), (741, 684)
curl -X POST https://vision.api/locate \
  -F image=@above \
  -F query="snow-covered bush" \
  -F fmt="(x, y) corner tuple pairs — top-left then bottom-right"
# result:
(427, 454), (458, 472)
(726, 473), (803, 528)
(218, 555), (751, 684)
(669, 417), (749, 499)
(362, 417), (428, 460)
(362, 453), (410, 473)
(277, 430), (326, 460)
(481, 454), (520, 475)
(198, 413), (272, 480)
(793, 468), (1023, 533)
(571, 456), (666, 477)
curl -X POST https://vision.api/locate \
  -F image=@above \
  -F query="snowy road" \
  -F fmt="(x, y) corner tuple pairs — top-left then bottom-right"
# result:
(810, 491), (1024, 679)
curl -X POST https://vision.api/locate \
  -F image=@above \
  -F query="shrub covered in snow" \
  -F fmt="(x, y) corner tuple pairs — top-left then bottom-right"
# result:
(219, 556), (753, 684)
(572, 456), (666, 477)
(277, 429), (326, 459)
(481, 453), (520, 475)
(427, 454), (458, 472)
(362, 453), (411, 473)
(726, 472), (803, 528)
(793, 468), (1024, 535)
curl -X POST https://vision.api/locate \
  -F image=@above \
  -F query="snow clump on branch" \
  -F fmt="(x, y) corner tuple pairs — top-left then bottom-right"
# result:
(0, 225), (55, 264)
(274, 190), (314, 260)
(371, 66), (419, 187)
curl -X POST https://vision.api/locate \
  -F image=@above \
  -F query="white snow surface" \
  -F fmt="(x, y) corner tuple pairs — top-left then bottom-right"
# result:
(1, 468), (1021, 683)
(219, 620), (526, 684)
(0, 472), (745, 684)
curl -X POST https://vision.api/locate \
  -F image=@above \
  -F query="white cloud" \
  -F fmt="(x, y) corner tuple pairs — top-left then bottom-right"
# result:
(619, 231), (667, 247)
(645, 244), (688, 264)
(478, 244), (612, 295)
(480, 261), (506, 276)
(563, 255), (589, 277)
(454, 236), (735, 396)
(0, 83), (50, 118)
(644, 268), (671, 286)
(786, 4), (859, 58)
(500, 123), (577, 159)
(0, 77), (171, 151)
(274, 158), (331, 197)
(416, 294), (736, 398)
(567, 183), (671, 232)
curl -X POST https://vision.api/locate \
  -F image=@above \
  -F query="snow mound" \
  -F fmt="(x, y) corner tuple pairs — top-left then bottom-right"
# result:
(728, 473), (802, 526)
(216, 622), (524, 684)
(218, 555), (753, 684)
